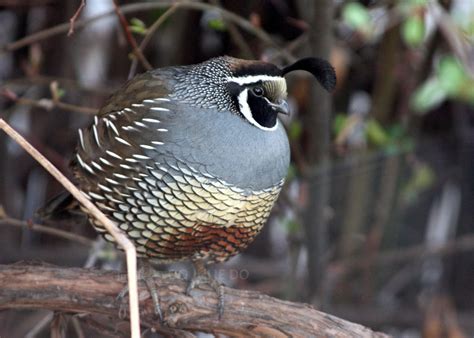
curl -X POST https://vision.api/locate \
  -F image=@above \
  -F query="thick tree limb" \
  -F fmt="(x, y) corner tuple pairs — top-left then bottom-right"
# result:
(0, 264), (388, 337)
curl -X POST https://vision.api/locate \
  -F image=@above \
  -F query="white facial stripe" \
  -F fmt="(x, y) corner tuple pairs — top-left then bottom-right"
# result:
(227, 75), (284, 85)
(237, 89), (278, 132)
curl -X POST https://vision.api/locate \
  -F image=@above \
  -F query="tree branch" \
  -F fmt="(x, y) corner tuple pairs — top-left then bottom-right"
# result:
(0, 263), (388, 337)
(1, 1), (295, 62)
(112, 0), (152, 71)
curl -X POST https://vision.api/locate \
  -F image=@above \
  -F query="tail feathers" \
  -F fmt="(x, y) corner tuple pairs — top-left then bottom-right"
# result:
(36, 191), (86, 222)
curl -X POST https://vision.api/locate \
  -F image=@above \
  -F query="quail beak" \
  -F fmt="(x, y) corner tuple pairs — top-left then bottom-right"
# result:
(270, 99), (290, 115)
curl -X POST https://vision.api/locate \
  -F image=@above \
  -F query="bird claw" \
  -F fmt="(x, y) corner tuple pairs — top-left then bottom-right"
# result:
(187, 262), (225, 319)
(116, 262), (176, 322)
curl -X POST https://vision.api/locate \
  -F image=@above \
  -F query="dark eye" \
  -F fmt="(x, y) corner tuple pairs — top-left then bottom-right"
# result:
(252, 87), (264, 97)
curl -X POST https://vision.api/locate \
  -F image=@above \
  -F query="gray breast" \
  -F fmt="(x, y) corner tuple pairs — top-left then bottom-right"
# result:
(148, 104), (290, 191)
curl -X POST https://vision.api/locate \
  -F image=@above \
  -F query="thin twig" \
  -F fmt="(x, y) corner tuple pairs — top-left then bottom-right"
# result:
(112, 0), (152, 71)
(0, 216), (94, 247)
(210, 0), (255, 59)
(1, 1), (296, 62)
(335, 232), (474, 271)
(1, 87), (98, 114)
(68, 0), (86, 37)
(128, 4), (180, 79)
(0, 120), (141, 338)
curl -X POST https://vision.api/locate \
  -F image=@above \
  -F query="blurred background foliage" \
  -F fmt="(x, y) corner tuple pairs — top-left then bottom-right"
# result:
(0, 0), (473, 337)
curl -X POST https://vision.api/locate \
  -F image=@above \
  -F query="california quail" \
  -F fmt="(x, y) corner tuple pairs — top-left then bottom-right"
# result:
(43, 56), (336, 318)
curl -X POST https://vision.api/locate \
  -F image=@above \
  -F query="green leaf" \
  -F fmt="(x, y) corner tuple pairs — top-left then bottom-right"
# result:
(366, 119), (389, 147)
(285, 220), (301, 235)
(286, 164), (297, 182)
(288, 120), (303, 141)
(56, 88), (66, 99)
(129, 18), (147, 35)
(333, 114), (348, 135)
(437, 56), (466, 94)
(208, 18), (226, 31)
(402, 15), (425, 47)
(342, 2), (371, 31)
(411, 78), (447, 113)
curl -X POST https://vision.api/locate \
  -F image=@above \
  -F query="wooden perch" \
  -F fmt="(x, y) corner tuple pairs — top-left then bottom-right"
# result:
(0, 264), (388, 337)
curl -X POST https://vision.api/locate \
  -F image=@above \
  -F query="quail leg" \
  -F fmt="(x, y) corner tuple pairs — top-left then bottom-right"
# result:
(117, 259), (178, 321)
(186, 260), (224, 319)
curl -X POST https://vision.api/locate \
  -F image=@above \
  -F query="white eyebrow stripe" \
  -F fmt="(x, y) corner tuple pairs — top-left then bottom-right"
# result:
(226, 75), (284, 85)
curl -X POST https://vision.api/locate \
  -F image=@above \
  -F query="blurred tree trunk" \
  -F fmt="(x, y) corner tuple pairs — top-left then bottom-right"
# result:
(297, 0), (334, 303)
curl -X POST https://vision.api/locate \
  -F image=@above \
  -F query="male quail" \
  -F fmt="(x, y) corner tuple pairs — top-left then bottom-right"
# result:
(43, 56), (336, 318)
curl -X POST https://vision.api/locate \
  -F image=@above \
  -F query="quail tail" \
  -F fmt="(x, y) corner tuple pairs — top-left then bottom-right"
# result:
(186, 260), (225, 319)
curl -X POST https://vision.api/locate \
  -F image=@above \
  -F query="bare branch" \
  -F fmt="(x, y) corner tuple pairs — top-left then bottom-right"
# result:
(0, 264), (389, 337)
(1, 1), (296, 62)
(128, 4), (179, 79)
(68, 0), (86, 37)
(1, 87), (98, 115)
(0, 121), (141, 338)
(112, 0), (152, 71)
(0, 215), (94, 247)
(335, 232), (474, 272)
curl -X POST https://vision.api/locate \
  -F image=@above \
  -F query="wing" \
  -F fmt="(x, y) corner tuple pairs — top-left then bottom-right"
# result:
(72, 70), (174, 189)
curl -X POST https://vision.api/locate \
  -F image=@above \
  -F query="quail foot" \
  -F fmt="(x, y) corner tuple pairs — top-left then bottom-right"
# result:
(41, 56), (336, 319)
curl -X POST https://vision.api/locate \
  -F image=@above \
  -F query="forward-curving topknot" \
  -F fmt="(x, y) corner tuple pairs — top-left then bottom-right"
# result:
(281, 57), (337, 92)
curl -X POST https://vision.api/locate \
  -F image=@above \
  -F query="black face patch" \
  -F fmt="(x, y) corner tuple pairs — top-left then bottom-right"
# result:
(247, 89), (278, 128)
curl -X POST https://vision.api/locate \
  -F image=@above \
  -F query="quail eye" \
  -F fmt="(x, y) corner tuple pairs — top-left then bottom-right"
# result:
(252, 87), (264, 97)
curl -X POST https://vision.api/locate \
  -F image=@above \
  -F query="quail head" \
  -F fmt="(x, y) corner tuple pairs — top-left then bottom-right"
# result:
(43, 55), (336, 318)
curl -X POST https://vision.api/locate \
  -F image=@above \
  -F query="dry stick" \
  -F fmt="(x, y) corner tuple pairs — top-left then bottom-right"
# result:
(335, 232), (474, 272)
(1, 2), (296, 63)
(112, 0), (152, 71)
(6, 95), (98, 115)
(68, 0), (87, 37)
(0, 217), (94, 247)
(128, 4), (180, 79)
(0, 119), (141, 338)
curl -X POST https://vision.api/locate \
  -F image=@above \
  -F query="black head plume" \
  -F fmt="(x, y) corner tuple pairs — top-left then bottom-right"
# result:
(281, 57), (336, 92)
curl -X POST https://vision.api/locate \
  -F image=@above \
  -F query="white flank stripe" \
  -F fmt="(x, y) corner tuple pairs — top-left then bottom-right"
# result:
(91, 161), (104, 171)
(98, 184), (112, 192)
(142, 118), (161, 124)
(131, 103), (144, 107)
(140, 144), (154, 150)
(105, 177), (120, 185)
(89, 192), (104, 200)
(132, 154), (151, 160)
(115, 136), (131, 146)
(134, 121), (147, 128)
(150, 107), (169, 112)
(92, 125), (101, 147)
(157, 128), (168, 132)
(151, 141), (164, 145)
(106, 150), (123, 160)
(76, 154), (94, 174)
(113, 173), (128, 179)
(78, 129), (85, 150)
(154, 98), (170, 102)
(99, 157), (113, 166)
(107, 119), (119, 135)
